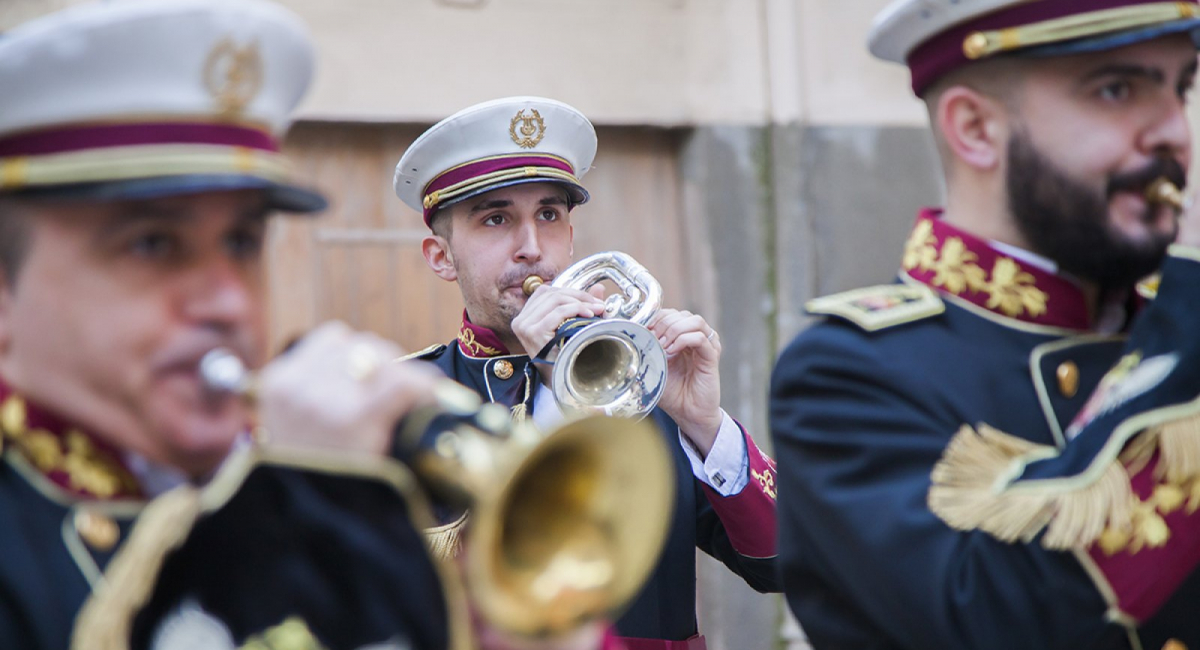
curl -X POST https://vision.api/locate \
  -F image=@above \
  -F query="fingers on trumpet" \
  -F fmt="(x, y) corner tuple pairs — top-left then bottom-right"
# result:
(199, 323), (443, 455)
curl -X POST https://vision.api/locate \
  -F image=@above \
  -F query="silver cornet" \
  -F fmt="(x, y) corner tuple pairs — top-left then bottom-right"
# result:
(524, 251), (668, 420)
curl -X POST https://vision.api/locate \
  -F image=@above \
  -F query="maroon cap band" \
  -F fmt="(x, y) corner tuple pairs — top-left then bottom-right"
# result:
(0, 121), (280, 158)
(421, 154), (577, 226)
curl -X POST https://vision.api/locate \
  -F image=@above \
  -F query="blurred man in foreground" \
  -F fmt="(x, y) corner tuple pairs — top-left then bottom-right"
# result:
(0, 1), (453, 648)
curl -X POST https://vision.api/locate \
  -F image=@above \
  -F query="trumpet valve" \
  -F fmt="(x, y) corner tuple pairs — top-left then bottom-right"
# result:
(1146, 178), (1185, 211)
(523, 275), (545, 296)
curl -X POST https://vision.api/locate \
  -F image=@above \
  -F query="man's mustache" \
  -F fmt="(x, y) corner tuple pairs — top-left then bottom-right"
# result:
(498, 266), (557, 290)
(1108, 157), (1187, 198)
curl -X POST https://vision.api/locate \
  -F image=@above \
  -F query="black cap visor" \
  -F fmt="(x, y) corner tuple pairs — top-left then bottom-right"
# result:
(1017, 18), (1200, 58)
(437, 177), (590, 214)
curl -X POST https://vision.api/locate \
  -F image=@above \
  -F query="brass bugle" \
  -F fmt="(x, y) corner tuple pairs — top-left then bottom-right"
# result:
(198, 348), (674, 639)
(1147, 177), (1185, 211)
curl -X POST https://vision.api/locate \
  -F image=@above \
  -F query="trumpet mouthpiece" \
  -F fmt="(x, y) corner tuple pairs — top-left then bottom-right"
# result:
(1146, 178), (1185, 211)
(523, 275), (545, 296)
(199, 348), (256, 399)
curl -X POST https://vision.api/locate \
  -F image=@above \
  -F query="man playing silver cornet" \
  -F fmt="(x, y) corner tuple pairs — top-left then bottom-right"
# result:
(397, 96), (781, 650)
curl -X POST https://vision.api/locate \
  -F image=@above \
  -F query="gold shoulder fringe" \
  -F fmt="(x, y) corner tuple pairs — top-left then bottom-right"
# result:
(928, 424), (1133, 550)
(396, 343), (446, 363)
(426, 512), (469, 560)
(70, 486), (203, 650)
(1153, 413), (1200, 485)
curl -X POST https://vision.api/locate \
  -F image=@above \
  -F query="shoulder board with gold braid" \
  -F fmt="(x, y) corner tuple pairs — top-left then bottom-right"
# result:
(806, 284), (944, 332)
(396, 344), (447, 363)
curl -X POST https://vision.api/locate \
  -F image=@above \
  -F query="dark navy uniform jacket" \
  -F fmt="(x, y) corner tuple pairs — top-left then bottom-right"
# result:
(414, 317), (780, 646)
(771, 210), (1200, 650)
(0, 383), (451, 650)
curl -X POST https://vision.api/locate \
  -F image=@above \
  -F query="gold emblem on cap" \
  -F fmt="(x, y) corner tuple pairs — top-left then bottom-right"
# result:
(75, 510), (119, 552)
(493, 359), (515, 380)
(205, 38), (264, 116)
(1057, 361), (1080, 399)
(510, 109), (546, 149)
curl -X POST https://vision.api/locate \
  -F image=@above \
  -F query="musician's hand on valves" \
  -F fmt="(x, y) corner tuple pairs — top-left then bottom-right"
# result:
(257, 321), (442, 456)
(649, 308), (723, 457)
(511, 284), (606, 368)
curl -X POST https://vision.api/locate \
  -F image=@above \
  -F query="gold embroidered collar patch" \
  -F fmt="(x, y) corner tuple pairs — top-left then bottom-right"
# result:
(456, 311), (508, 358)
(0, 386), (140, 501)
(458, 327), (502, 358)
(901, 210), (1093, 330)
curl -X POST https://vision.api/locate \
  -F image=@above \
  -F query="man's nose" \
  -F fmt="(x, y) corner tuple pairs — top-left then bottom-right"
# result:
(1141, 95), (1192, 166)
(512, 220), (544, 263)
(182, 257), (257, 329)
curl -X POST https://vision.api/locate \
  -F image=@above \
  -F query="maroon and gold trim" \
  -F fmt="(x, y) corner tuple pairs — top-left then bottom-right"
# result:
(421, 153), (581, 227)
(902, 210), (1092, 331)
(700, 427), (778, 559)
(457, 311), (509, 358)
(0, 119), (290, 191)
(0, 381), (140, 501)
(1086, 449), (1200, 623)
(908, 0), (1200, 94)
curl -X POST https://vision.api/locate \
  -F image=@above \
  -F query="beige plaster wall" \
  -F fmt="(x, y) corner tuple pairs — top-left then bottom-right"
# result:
(277, 0), (770, 126)
(279, 0), (927, 127)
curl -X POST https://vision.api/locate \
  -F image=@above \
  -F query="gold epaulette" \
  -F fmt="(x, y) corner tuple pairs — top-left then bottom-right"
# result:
(806, 284), (944, 332)
(396, 343), (446, 363)
(929, 412), (1200, 555)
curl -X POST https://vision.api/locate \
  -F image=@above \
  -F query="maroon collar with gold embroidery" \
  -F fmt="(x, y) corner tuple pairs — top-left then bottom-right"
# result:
(457, 311), (511, 358)
(901, 209), (1092, 330)
(0, 380), (141, 500)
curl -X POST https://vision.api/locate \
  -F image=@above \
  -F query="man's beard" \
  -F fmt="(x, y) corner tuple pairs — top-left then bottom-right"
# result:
(1006, 130), (1180, 292)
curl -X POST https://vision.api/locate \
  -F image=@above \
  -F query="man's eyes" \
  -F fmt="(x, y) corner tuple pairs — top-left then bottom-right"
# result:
(128, 231), (180, 259)
(1096, 79), (1133, 102)
(1178, 78), (1196, 101)
(225, 228), (265, 259)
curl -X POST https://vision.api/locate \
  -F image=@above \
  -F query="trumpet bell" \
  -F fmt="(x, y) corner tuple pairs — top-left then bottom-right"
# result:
(539, 251), (668, 420)
(466, 414), (674, 638)
(551, 319), (668, 419)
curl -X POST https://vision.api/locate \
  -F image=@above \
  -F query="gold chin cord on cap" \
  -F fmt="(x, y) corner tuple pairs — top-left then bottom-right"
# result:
(197, 348), (675, 641)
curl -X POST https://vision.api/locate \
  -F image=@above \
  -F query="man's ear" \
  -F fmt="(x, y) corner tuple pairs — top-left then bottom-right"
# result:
(936, 85), (1010, 171)
(421, 235), (457, 282)
(568, 222), (575, 258)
